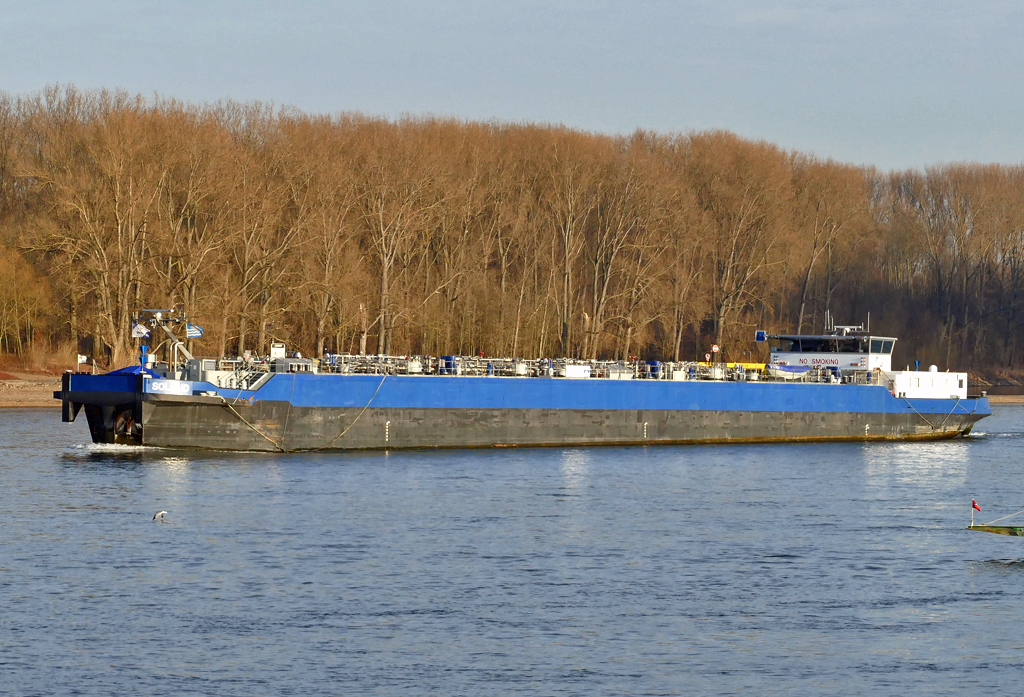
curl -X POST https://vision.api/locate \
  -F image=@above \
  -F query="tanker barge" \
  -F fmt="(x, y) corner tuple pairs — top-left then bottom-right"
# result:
(55, 316), (991, 451)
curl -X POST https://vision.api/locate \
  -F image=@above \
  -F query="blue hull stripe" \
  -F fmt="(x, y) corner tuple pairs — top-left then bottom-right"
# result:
(72, 372), (989, 417)
(229, 374), (991, 416)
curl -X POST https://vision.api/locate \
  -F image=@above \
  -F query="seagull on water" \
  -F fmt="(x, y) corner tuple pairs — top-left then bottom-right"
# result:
(152, 510), (167, 521)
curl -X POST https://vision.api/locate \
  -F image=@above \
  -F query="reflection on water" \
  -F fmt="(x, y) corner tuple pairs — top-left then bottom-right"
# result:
(158, 455), (192, 468)
(149, 455), (194, 501)
(863, 440), (970, 489)
(559, 447), (590, 489)
(2, 405), (1023, 695)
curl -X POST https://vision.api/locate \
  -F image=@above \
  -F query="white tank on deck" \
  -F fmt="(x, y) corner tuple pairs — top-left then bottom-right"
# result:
(561, 364), (591, 379)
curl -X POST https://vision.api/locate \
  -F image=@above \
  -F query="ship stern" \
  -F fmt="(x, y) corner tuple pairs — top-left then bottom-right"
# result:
(55, 372), (143, 445)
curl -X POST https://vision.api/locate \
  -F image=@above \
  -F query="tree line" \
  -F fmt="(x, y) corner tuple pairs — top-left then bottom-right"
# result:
(1, 86), (1022, 376)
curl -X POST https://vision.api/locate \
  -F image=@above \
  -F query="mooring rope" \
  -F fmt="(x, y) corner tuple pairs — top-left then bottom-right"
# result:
(934, 397), (962, 430)
(219, 399), (286, 452)
(902, 397), (936, 429)
(218, 372), (388, 453)
(308, 372), (388, 451)
(980, 508), (1024, 526)
(902, 395), (971, 432)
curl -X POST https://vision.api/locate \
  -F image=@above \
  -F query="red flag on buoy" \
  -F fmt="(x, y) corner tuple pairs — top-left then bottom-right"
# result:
(972, 500), (981, 512)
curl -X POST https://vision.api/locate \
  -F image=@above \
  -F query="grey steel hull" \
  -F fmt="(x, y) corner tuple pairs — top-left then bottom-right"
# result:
(132, 399), (985, 452)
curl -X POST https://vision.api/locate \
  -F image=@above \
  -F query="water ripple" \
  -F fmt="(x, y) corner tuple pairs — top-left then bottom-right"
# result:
(1, 405), (1023, 695)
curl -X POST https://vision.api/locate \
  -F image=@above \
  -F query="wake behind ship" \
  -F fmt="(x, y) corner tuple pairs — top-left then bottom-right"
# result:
(56, 316), (991, 452)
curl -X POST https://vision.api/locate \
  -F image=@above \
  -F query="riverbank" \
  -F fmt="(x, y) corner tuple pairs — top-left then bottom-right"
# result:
(0, 373), (61, 408)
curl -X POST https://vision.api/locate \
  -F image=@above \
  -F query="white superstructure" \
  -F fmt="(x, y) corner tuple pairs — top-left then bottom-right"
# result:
(758, 325), (968, 399)
(765, 328), (895, 371)
(887, 367), (968, 400)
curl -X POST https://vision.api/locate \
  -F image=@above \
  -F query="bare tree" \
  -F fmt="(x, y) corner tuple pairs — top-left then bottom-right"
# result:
(19, 87), (168, 364)
(687, 132), (791, 354)
(353, 121), (439, 355)
(543, 131), (603, 356)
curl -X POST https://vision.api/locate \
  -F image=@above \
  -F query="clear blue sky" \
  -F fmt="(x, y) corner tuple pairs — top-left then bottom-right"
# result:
(2, 0), (1022, 170)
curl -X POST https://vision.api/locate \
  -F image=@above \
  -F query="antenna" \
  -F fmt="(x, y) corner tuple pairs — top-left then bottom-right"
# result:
(867, 312), (870, 333)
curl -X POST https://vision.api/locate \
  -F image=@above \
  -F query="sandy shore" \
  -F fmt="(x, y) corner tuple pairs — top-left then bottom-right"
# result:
(988, 394), (1024, 404)
(0, 373), (62, 408)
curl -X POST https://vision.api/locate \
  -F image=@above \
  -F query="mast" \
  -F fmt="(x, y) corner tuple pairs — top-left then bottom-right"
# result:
(141, 309), (194, 365)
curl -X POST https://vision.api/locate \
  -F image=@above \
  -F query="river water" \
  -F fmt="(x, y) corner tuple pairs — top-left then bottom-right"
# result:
(2, 405), (1023, 695)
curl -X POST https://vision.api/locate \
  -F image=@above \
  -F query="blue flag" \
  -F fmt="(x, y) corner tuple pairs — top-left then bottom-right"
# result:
(131, 320), (150, 338)
(186, 323), (204, 338)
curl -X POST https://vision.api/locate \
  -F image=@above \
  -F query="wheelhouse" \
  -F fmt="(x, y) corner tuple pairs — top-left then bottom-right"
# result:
(764, 326), (896, 371)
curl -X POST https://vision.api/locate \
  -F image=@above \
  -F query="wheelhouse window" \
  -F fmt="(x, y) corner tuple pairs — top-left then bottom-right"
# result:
(803, 338), (859, 353)
(771, 336), (888, 353)
(798, 338), (827, 352)
(869, 339), (895, 354)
